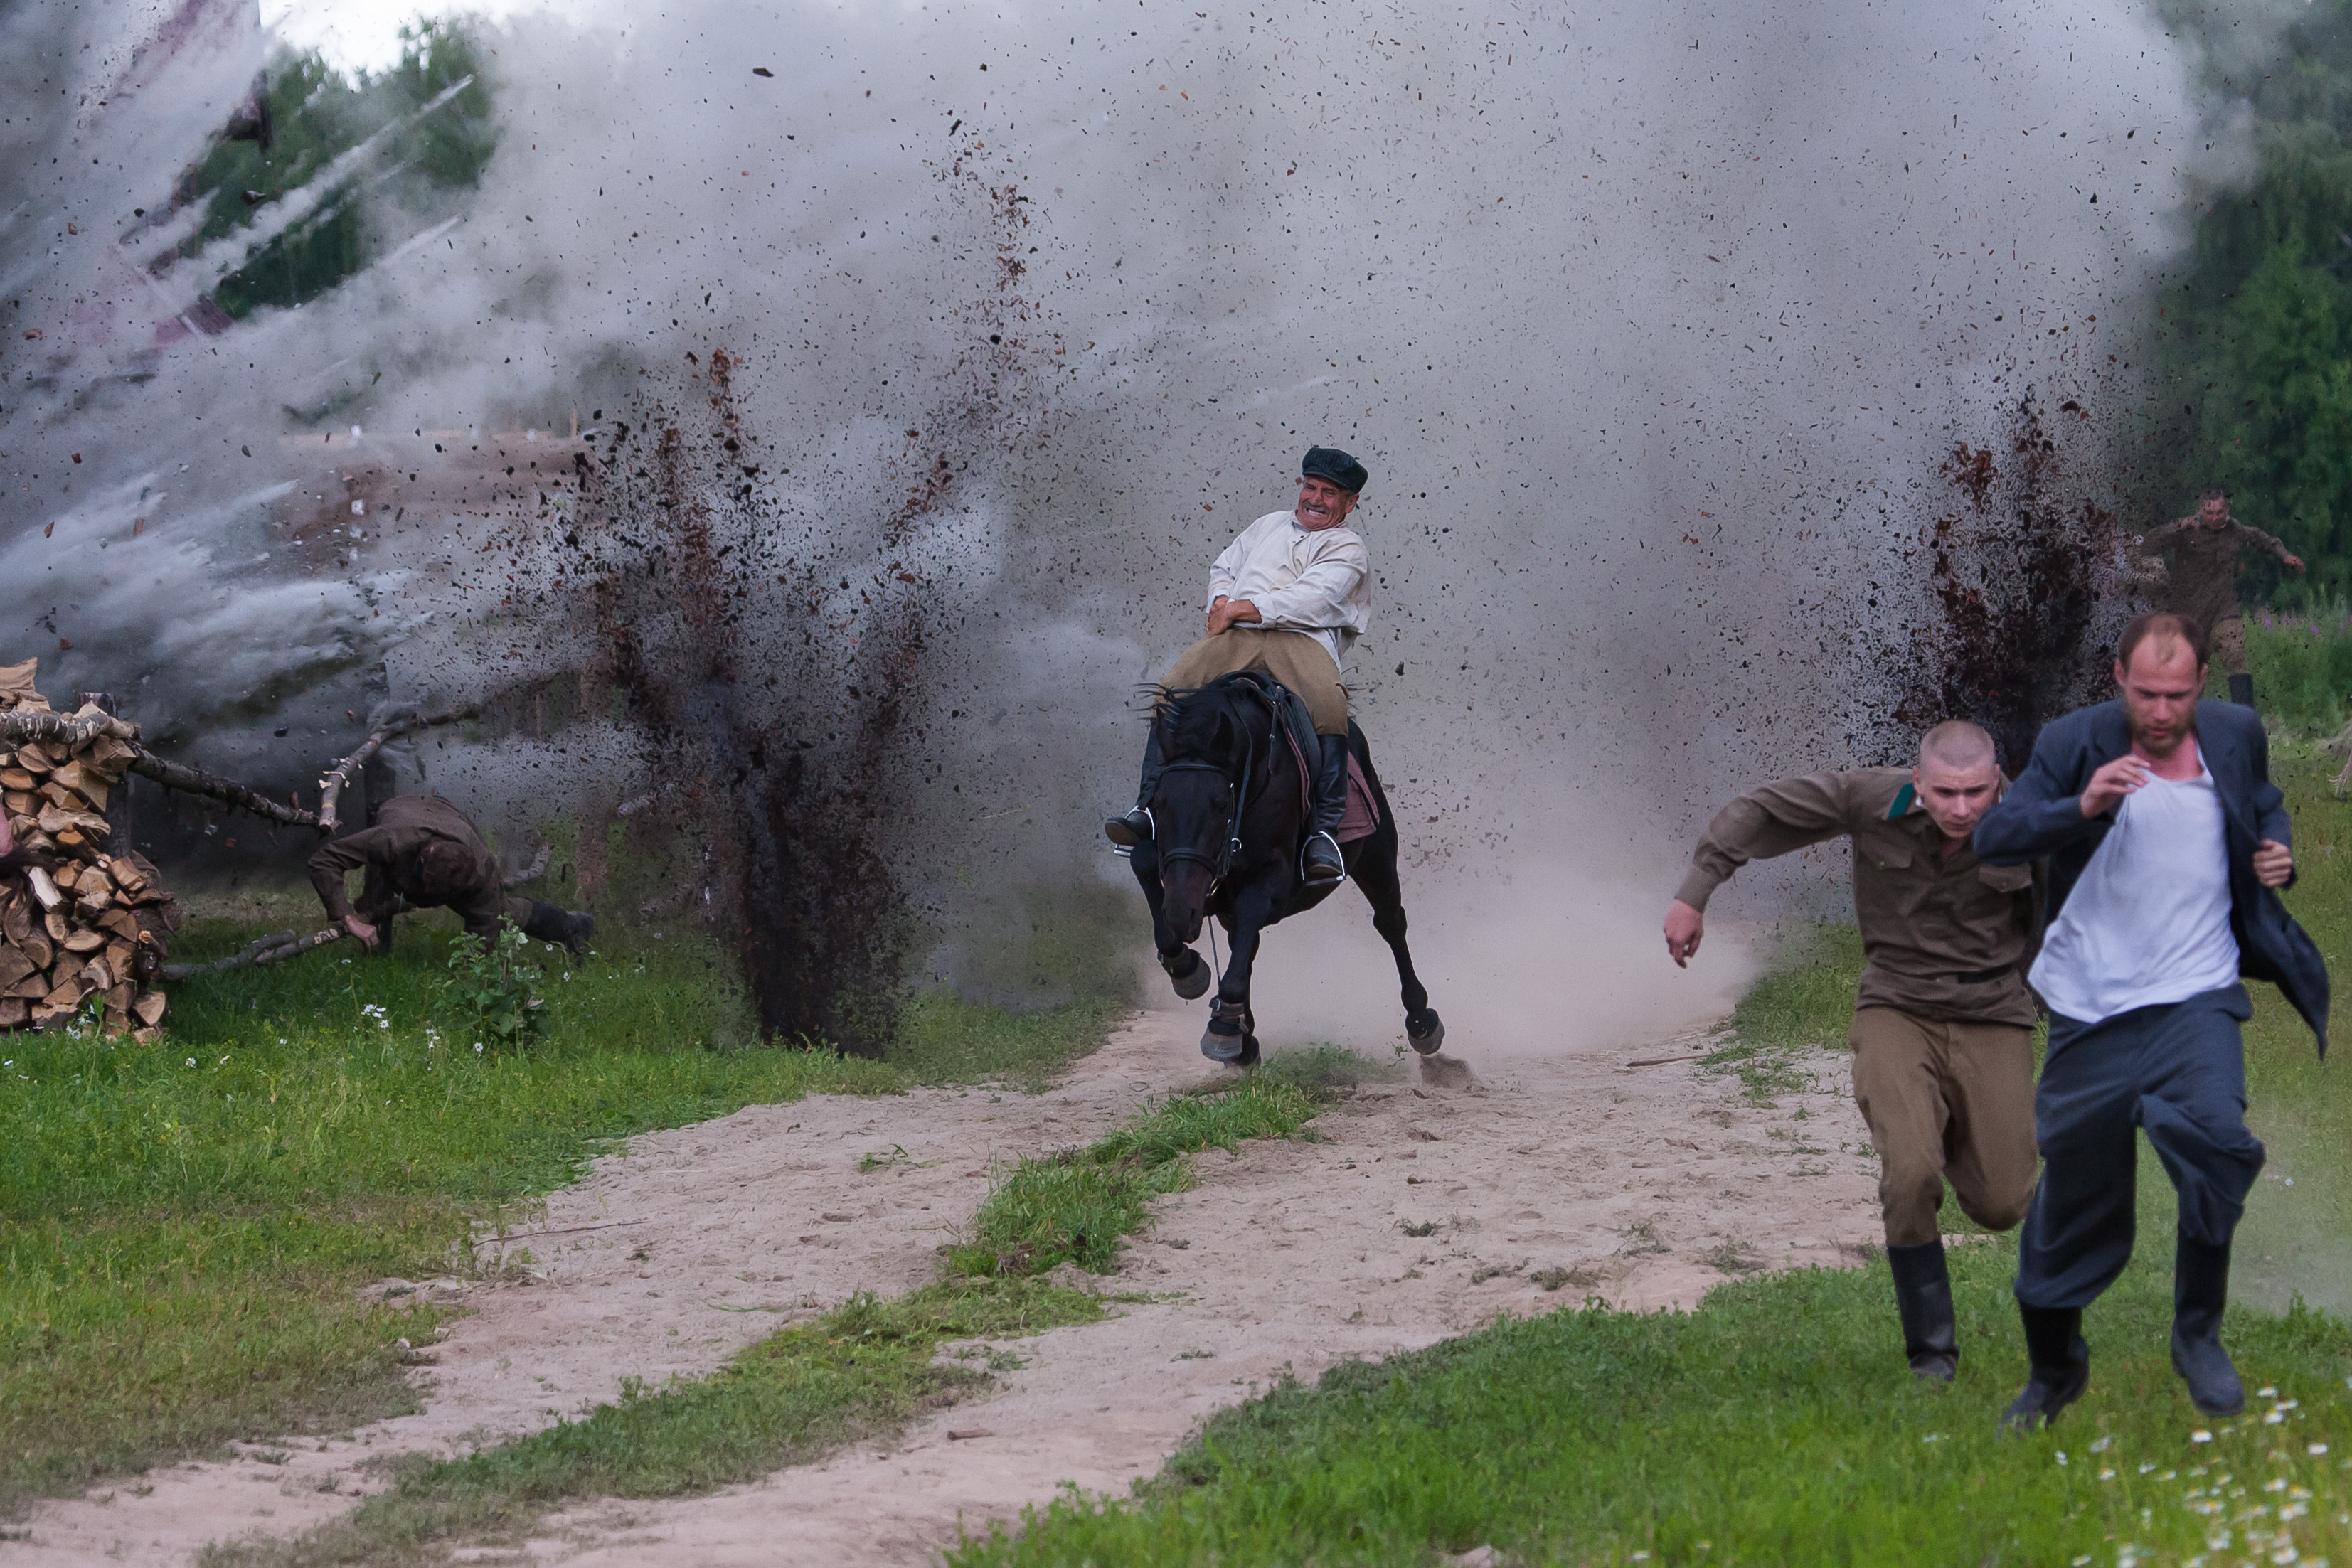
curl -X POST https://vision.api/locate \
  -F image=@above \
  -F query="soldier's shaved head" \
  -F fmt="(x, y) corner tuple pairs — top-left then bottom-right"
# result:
(1918, 720), (1996, 773)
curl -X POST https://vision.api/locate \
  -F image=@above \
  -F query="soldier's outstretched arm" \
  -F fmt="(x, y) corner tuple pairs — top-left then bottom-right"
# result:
(1666, 773), (1863, 966)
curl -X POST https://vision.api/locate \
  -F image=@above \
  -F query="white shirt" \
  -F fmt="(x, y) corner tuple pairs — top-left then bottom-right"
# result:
(1207, 510), (1372, 669)
(2028, 759), (2240, 1025)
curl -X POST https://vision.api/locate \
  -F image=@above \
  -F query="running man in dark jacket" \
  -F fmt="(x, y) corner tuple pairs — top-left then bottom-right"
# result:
(1974, 612), (2328, 1434)
(309, 793), (593, 954)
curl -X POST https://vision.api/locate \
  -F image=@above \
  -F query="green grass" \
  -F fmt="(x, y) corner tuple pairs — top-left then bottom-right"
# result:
(2245, 603), (2352, 739)
(0, 917), (1120, 1516)
(951, 1244), (2352, 1567)
(887, 991), (1129, 1094)
(954, 754), (2352, 1567)
(206, 1275), (1103, 1568)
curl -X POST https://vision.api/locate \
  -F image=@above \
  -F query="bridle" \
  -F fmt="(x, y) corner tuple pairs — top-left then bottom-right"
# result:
(1154, 684), (1275, 886)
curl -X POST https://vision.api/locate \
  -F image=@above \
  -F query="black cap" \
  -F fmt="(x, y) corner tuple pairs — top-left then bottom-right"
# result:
(1301, 446), (1368, 494)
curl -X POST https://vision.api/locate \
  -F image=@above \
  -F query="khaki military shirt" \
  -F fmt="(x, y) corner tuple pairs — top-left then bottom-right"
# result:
(1675, 767), (2040, 1026)
(308, 793), (513, 942)
(2143, 516), (2294, 633)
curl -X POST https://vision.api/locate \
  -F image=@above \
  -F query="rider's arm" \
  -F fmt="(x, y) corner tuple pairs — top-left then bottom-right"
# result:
(1246, 533), (1368, 632)
(1206, 527), (1252, 612)
(1673, 772), (1863, 912)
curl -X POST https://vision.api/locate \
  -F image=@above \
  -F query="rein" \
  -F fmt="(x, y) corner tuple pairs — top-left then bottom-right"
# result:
(1156, 684), (1276, 886)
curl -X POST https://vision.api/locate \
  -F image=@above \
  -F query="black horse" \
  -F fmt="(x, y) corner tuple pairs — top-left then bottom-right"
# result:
(1125, 672), (1443, 1066)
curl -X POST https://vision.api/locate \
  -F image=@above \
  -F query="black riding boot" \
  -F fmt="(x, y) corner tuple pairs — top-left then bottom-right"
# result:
(1302, 734), (1348, 885)
(521, 900), (595, 956)
(2228, 673), (2255, 709)
(1887, 1239), (1959, 1383)
(2173, 1234), (2246, 1417)
(1105, 730), (1165, 848)
(1997, 1303), (2089, 1436)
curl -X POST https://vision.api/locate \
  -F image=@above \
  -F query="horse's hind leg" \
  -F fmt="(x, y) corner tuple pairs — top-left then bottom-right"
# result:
(1130, 842), (1210, 1000)
(1352, 831), (1443, 1055)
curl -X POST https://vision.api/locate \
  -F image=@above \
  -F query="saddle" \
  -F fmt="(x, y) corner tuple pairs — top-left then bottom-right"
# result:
(1225, 671), (1381, 846)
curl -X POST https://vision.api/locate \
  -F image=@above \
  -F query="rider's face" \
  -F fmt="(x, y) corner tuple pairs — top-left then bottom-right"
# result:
(1295, 477), (1358, 531)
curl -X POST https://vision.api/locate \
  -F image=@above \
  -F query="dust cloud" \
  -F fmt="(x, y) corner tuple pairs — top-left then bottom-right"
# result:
(3, 0), (2213, 1041)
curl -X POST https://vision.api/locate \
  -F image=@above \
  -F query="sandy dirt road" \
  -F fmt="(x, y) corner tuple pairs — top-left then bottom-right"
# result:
(14, 1003), (1879, 1567)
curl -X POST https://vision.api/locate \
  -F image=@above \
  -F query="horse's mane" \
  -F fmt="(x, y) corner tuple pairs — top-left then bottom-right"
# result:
(1151, 673), (1270, 765)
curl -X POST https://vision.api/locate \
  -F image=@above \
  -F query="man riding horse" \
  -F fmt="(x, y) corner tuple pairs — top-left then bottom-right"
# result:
(1105, 446), (1371, 885)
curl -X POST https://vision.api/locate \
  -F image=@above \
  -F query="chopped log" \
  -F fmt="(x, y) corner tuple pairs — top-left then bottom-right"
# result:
(5, 973), (50, 1001)
(42, 910), (67, 944)
(1, 900), (28, 948)
(97, 908), (139, 941)
(317, 703), (482, 834)
(25, 867), (61, 911)
(41, 976), (81, 1011)
(0, 998), (26, 1029)
(110, 858), (147, 895)
(60, 928), (105, 955)
(20, 932), (50, 970)
(0, 948), (33, 988)
(161, 926), (344, 981)
(0, 769), (32, 791)
(133, 992), (165, 1027)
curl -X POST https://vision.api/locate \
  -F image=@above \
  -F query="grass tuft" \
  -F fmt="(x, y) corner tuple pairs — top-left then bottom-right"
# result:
(952, 1076), (1321, 1279)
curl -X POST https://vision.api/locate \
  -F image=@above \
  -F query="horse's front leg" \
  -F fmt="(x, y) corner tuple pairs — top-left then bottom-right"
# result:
(1201, 872), (1277, 1067)
(1130, 842), (1210, 1000)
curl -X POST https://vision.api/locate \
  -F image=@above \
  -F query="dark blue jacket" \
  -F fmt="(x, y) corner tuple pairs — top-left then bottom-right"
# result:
(1972, 699), (2330, 1053)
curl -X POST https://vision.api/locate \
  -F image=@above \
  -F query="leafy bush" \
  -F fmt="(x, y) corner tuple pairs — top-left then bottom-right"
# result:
(432, 925), (548, 1044)
(2247, 602), (2352, 737)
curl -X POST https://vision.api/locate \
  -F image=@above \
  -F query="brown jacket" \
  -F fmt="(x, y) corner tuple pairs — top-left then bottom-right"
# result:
(1676, 767), (2041, 1027)
(309, 794), (521, 943)
(2141, 515), (2294, 633)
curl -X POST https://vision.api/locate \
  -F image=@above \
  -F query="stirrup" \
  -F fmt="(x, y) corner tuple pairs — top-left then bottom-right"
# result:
(1105, 806), (1154, 850)
(1302, 830), (1345, 885)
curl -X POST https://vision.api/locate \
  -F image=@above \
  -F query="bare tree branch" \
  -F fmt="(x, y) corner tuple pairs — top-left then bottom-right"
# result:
(161, 927), (346, 980)
(318, 703), (482, 834)
(501, 843), (551, 890)
(127, 751), (320, 828)
(1, 708), (142, 749)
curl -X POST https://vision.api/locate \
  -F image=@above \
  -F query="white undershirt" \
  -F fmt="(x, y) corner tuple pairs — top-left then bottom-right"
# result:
(2029, 760), (2239, 1025)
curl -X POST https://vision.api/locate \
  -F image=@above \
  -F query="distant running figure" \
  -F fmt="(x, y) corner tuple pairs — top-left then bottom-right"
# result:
(2138, 488), (2304, 708)
(1663, 720), (2039, 1383)
(1974, 612), (2328, 1433)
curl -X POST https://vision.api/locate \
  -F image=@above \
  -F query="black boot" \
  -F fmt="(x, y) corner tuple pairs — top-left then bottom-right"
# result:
(1302, 734), (1348, 885)
(1105, 729), (1165, 848)
(1998, 1303), (2089, 1436)
(521, 900), (594, 956)
(1887, 1239), (1959, 1383)
(2228, 673), (2255, 708)
(2173, 1234), (2245, 1417)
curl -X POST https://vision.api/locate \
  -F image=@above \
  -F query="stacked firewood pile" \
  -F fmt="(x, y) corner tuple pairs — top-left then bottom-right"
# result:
(1, 661), (181, 1038)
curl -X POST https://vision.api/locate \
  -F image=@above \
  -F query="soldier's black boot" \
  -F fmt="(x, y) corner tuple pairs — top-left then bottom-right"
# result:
(2172, 1234), (2246, 1417)
(1302, 735), (1348, 885)
(1998, 1303), (2089, 1436)
(522, 900), (594, 956)
(2228, 673), (2255, 708)
(1105, 730), (1165, 848)
(1888, 1239), (1959, 1383)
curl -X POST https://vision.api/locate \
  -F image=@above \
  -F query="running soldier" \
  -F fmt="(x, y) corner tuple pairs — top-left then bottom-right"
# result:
(1974, 612), (2328, 1431)
(2139, 489), (2304, 708)
(1662, 721), (2039, 1382)
(309, 793), (593, 955)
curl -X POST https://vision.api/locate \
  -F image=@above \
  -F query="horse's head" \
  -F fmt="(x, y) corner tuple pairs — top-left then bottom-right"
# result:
(1146, 678), (1262, 942)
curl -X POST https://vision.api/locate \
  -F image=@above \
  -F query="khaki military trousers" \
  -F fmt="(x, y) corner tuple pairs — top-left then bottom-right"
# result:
(1849, 1007), (2039, 1248)
(2209, 615), (2248, 678)
(1161, 627), (1349, 735)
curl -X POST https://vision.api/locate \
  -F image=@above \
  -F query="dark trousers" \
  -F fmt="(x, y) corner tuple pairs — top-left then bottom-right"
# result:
(2014, 985), (2265, 1311)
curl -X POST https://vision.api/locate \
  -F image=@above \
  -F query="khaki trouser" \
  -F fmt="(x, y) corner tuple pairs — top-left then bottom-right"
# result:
(2209, 615), (2247, 678)
(1849, 1007), (2039, 1248)
(1161, 627), (1348, 735)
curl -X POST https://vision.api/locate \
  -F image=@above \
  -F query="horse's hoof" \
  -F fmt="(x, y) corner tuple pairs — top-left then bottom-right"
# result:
(1407, 1008), (1445, 1056)
(1200, 1020), (1246, 1063)
(1237, 1033), (1262, 1069)
(1164, 949), (1210, 1001)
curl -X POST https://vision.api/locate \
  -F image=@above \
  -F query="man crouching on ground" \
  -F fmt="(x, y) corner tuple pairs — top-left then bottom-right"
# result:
(1974, 613), (2327, 1432)
(1663, 720), (2039, 1382)
(309, 792), (594, 956)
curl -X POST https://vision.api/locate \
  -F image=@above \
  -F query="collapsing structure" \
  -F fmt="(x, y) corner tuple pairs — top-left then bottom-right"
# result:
(0, 663), (181, 1037)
